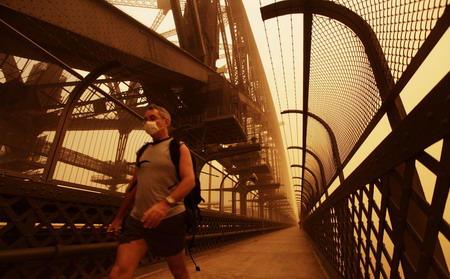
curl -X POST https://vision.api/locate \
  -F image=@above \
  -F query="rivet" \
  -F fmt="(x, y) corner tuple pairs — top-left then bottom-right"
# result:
(426, 112), (434, 120)
(442, 118), (449, 126)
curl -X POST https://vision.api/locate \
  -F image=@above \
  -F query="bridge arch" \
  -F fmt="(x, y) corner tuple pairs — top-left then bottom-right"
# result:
(42, 60), (127, 181)
(287, 145), (327, 194)
(282, 110), (343, 184)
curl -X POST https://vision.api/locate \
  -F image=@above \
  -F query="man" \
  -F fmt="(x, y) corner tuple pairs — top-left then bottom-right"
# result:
(108, 104), (195, 279)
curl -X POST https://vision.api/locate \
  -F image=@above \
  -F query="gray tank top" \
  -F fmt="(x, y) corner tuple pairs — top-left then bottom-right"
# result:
(130, 138), (185, 220)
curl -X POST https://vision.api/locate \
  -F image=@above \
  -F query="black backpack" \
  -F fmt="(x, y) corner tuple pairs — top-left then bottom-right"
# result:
(135, 138), (204, 235)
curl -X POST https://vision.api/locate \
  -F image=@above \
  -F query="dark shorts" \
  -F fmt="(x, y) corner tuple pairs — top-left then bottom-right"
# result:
(119, 212), (186, 257)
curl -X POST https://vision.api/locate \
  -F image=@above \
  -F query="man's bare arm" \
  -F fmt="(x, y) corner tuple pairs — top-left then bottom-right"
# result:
(168, 143), (196, 202)
(107, 168), (137, 236)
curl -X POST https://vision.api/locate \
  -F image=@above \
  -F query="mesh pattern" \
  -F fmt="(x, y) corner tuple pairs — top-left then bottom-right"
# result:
(304, 72), (450, 278)
(306, 118), (336, 188)
(327, 0), (449, 82)
(304, 152), (324, 191)
(303, 171), (318, 198)
(0, 176), (290, 278)
(259, 0), (449, 214)
(309, 15), (381, 181)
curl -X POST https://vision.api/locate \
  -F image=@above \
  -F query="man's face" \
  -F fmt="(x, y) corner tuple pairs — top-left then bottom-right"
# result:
(144, 109), (170, 130)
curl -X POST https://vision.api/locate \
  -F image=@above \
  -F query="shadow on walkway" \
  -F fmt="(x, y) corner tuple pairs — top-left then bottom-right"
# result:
(134, 227), (329, 279)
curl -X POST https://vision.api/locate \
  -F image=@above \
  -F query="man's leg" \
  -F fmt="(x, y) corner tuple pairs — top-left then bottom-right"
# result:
(166, 248), (191, 279)
(109, 239), (149, 279)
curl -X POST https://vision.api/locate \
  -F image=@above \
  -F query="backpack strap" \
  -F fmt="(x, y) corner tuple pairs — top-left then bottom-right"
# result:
(135, 142), (151, 167)
(169, 139), (202, 271)
(136, 139), (182, 172)
(169, 138), (181, 180)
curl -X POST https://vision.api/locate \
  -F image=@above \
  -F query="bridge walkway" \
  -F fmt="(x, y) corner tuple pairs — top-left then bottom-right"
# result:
(133, 227), (329, 279)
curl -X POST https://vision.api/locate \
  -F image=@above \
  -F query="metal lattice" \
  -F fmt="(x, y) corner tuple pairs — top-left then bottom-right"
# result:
(304, 74), (450, 278)
(0, 175), (289, 278)
(310, 13), (381, 161)
(329, 0), (448, 82)
(260, 0), (449, 277)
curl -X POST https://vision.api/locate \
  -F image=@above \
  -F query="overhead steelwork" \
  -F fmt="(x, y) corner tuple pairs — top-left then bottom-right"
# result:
(0, 0), (296, 277)
(1, 0), (449, 278)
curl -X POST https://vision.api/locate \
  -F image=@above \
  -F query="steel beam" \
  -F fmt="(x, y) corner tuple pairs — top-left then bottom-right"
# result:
(1, 0), (212, 84)
(282, 110), (344, 183)
(288, 146), (327, 195)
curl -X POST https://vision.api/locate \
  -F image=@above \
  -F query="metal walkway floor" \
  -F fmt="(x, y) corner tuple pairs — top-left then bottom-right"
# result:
(134, 227), (329, 279)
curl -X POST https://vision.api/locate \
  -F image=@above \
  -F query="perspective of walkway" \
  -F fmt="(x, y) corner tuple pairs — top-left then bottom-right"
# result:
(133, 227), (329, 279)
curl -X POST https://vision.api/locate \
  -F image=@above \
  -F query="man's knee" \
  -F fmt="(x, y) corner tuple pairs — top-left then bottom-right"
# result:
(109, 261), (136, 279)
(109, 253), (140, 279)
(109, 239), (148, 279)
(166, 250), (190, 279)
(170, 266), (189, 279)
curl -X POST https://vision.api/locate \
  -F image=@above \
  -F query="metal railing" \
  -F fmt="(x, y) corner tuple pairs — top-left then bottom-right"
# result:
(303, 73), (450, 278)
(0, 175), (290, 278)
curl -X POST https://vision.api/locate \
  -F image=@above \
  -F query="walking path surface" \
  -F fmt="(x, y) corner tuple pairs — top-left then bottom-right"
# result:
(134, 227), (329, 279)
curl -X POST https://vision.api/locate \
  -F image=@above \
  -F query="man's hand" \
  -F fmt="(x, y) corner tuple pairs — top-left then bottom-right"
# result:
(107, 218), (123, 239)
(140, 201), (170, 228)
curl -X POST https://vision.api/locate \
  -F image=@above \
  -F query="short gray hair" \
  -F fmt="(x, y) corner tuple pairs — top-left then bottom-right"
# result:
(147, 104), (171, 120)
